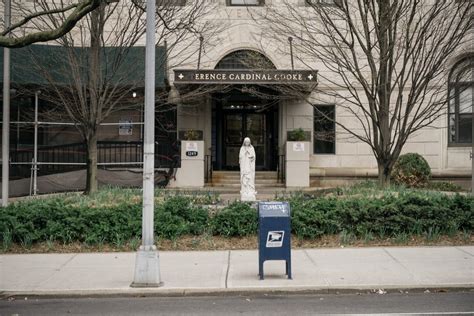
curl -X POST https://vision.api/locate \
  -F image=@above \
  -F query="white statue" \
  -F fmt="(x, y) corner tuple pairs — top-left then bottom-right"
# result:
(239, 137), (256, 201)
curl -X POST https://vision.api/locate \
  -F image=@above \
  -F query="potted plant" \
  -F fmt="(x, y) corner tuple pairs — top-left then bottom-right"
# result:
(287, 128), (307, 141)
(182, 129), (201, 141)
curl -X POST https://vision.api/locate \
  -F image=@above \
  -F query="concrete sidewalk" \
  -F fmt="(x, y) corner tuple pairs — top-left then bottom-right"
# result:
(1, 246), (473, 296)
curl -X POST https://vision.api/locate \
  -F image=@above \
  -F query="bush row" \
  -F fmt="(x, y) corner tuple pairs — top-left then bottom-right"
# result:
(289, 192), (473, 239)
(1, 192), (472, 247)
(0, 196), (209, 245)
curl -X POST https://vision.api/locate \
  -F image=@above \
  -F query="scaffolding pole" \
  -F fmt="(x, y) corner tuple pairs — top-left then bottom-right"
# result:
(2, 0), (11, 207)
(33, 91), (40, 196)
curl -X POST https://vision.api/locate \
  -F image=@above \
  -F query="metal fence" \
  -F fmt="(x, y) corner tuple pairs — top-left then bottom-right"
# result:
(204, 154), (213, 184)
(277, 154), (286, 184)
(11, 141), (181, 178)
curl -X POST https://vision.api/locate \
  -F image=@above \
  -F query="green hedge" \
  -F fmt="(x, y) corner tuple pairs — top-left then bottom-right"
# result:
(0, 195), (208, 246)
(210, 202), (257, 237)
(0, 191), (472, 249)
(290, 192), (473, 238)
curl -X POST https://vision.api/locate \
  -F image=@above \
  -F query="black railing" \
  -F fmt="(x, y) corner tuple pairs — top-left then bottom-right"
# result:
(10, 141), (181, 179)
(277, 154), (286, 184)
(98, 141), (143, 167)
(205, 154), (213, 184)
(11, 142), (86, 179)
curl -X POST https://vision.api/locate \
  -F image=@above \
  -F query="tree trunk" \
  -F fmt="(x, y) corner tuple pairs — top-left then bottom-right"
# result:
(377, 160), (391, 187)
(83, 5), (103, 195)
(85, 133), (98, 194)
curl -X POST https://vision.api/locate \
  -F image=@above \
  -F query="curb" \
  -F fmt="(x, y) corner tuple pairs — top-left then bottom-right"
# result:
(2, 285), (473, 299)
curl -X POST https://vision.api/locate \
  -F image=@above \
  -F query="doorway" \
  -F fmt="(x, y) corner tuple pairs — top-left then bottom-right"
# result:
(211, 50), (279, 171)
(212, 90), (278, 171)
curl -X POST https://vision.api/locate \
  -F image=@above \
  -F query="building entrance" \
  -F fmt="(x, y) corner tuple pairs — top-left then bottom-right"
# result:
(210, 49), (279, 171)
(212, 90), (278, 171)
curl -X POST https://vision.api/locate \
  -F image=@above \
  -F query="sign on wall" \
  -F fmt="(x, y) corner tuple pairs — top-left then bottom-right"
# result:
(119, 119), (132, 136)
(292, 142), (305, 152)
(173, 69), (317, 85)
(185, 141), (199, 157)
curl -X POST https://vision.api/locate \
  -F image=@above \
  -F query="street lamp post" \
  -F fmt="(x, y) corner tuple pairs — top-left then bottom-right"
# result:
(131, 0), (162, 287)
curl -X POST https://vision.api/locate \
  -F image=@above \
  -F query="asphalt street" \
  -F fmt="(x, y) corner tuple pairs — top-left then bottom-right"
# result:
(1, 291), (473, 316)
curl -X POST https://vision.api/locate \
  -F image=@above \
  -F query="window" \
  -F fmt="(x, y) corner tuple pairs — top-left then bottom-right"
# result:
(214, 50), (275, 70)
(227, 0), (264, 6)
(156, 0), (186, 6)
(448, 57), (473, 146)
(314, 105), (335, 154)
(306, 0), (341, 6)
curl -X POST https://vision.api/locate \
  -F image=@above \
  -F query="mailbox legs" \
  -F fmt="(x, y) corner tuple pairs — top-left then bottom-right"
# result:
(286, 259), (292, 279)
(259, 258), (292, 280)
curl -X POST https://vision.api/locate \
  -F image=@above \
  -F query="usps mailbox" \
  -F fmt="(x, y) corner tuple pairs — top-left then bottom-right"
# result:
(258, 201), (292, 280)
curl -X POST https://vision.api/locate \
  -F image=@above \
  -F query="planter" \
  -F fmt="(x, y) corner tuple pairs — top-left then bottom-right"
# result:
(285, 141), (310, 188)
(169, 140), (205, 188)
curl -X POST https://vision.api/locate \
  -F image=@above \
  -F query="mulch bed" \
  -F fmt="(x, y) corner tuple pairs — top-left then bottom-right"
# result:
(2, 233), (472, 254)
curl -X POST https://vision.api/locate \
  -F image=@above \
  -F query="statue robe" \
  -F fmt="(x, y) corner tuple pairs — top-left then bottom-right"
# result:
(239, 143), (256, 201)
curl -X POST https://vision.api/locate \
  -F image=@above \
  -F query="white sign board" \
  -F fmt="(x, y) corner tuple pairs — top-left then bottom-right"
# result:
(119, 119), (132, 136)
(185, 142), (198, 152)
(292, 142), (305, 152)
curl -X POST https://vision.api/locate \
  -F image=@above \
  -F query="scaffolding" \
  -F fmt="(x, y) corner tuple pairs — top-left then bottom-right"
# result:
(6, 91), (179, 196)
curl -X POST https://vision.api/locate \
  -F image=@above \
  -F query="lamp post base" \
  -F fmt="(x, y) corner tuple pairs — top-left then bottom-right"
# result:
(130, 245), (163, 288)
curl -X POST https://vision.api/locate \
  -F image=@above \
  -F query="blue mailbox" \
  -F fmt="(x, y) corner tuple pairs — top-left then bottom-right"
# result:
(258, 201), (292, 280)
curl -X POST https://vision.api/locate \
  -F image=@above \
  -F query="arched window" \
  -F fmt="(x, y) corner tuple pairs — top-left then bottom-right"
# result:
(215, 50), (276, 70)
(448, 57), (473, 145)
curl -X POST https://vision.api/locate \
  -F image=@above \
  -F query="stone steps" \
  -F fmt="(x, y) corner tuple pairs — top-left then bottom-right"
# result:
(210, 178), (280, 184)
(206, 183), (285, 188)
(210, 171), (282, 188)
(212, 171), (278, 179)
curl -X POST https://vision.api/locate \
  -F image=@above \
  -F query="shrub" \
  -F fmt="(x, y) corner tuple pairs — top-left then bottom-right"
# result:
(289, 191), (473, 238)
(291, 198), (339, 238)
(155, 196), (209, 239)
(391, 153), (431, 187)
(211, 202), (257, 237)
(182, 130), (201, 141)
(425, 181), (463, 192)
(287, 128), (307, 141)
(0, 188), (472, 248)
(0, 194), (210, 246)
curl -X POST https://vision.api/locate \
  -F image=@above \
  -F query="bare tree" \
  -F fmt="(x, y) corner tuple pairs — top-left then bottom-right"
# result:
(18, 0), (147, 193)
(17, 0), (222, 194)
(255, 0), (472, 185)
(1, 0), (103, 48)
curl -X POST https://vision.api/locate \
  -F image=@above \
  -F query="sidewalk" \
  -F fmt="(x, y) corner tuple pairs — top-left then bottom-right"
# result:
(1, 246), (473, 297)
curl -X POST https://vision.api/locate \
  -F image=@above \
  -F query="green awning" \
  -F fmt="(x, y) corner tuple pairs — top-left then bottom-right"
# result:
(0, 44), (167, 88)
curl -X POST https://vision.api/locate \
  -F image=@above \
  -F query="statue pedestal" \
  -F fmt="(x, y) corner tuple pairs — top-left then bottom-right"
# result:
(169, 140), (204, 188)
(285, 141), (310, 188)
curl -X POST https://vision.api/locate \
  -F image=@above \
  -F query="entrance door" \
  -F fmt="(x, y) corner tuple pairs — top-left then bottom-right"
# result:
(223, 111), (266, 170)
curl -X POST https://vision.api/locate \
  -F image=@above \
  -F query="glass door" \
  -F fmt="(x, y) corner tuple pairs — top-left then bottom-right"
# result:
(223, 111), (266, 170)
(224, 114), (243, 169)
(246, 113), (265, 169)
